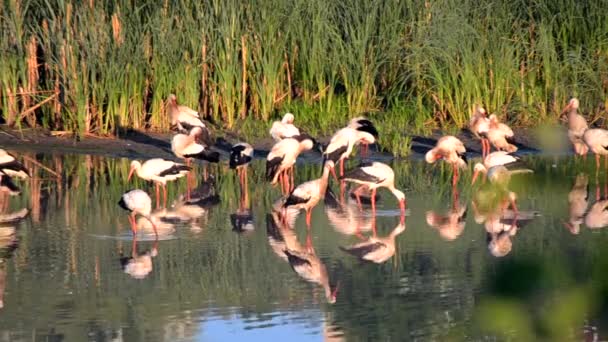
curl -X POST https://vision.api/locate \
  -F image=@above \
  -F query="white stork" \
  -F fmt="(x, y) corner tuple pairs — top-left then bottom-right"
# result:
(127, 159), (190, 208)
(340, 162), (406, 218)
(118, 189), (159, 237)
(166, 94), (213, 145)
(561, 98), (589, 156)
(425, 136), (467, 186)
(171, 127), (219, 167)
(472, 151), (521, 184)
(323, 127), (358, 179)
(347, 117), (379, 157)
(283, 161), (334, 226)
(269, 113), (300, 141)
(487, 114), (517, 153)
(469, 105), (491, 157)
(583, 128), (608, 173)
(266, 135), (315, 194)
(230, 142), (254, 190)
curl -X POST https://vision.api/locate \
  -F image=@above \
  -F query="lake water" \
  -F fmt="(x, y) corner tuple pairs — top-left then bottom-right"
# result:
(1, 151), (607, 341)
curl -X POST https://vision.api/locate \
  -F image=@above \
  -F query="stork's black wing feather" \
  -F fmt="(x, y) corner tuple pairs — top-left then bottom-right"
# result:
(356, 124), (378, 138)
(184, 149), (220, 163)
(324, 144), (348, 164)
(284, 193), (310, 207)
(340, 242), (385, 259)
(0, 160), (29, 177)
(341, 166), (382, 183)
(0, 174), (20, 194)
(266, 156), (283, 181)
(284, 250), (312, 268)
(158, 164), (191, 177)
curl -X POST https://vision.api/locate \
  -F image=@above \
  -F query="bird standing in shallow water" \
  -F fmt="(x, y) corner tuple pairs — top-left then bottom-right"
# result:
(425, 136), (467, 187)
(283, 161), (334, 227)
(230, 142), (254, 191)
(118, 189), (159, 237)
(340, 161), (406, 218)
(472, 151), (521, 184)
(127, 159), (190, 208)
(266, 135), (315, 194)
(583, 128), (608, 175)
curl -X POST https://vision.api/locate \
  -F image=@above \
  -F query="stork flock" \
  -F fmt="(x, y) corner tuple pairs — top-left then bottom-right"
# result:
(1, 97), (606, 246)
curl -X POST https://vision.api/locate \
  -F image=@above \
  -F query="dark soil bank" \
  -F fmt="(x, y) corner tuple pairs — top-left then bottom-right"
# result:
(0, 125), (545, 162)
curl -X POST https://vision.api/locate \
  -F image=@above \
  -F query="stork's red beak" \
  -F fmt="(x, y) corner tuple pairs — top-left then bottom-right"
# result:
(471, 170), (480, 185)
(127, 167), (135, 182)
(399, 199), (406, 216)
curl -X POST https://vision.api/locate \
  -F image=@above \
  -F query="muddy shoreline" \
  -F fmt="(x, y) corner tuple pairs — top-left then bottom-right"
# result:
(0, 125), (549, 161)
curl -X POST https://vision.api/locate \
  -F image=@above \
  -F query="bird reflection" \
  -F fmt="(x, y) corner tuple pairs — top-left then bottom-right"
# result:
(0, 173), (21, 196)
(265, 208), (338, 304)
(341, 219), (406, 263)
(324, 189), (373, 237)
(584, 197), (608, 229)
(426, 191), (467, 241)
(134, 210), (176, 236)
(0, 207), (28, 309)
(231, 165), (255, 234)
(120, 238), (159, 279)
(564, 174), (589, 234)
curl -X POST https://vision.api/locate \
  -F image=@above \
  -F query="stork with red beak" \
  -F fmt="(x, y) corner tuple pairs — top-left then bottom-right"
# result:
(127, 159), (191, 208)
(425, 136), (467, 186)
(339, 161), (406, 218)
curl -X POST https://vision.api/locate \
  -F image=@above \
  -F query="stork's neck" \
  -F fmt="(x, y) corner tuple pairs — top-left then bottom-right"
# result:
(319, 165), (332, 195)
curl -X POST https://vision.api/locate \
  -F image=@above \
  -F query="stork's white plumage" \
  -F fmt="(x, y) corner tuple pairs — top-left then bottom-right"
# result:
(340, 223), (405, 263)
(583, 128), (608, 172)
(485, 165), (533, 187)
(269, 113), (300, 141)
(487, 114), (517, 153)
(469, 105), (491, 157)
(347, 117), (378, 156)
(472, 151), (520, 184)
(562, 98), (589, 156)
(171, 127), (220, 165)
(283, 161), (334, 226)
(425, 136), (467, 186)
(340, 162), (406, 217)
(118, 189), (158, 237)
(266, 136), (314, 194)
(0, 149), (29, 179)
(167, 94), (213, 145)
(323, 127), (358, 178)
(127, 159), (191, 208)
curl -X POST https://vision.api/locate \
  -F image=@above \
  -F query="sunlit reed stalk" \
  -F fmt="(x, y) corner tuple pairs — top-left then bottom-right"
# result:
(0, 0), (607, 156)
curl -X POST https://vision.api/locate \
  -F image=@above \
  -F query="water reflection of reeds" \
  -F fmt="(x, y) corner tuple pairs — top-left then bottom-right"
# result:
(1, 152), (608, 340)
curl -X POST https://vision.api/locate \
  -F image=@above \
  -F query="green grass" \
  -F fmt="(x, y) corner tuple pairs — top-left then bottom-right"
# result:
(1, 0), (608, 155)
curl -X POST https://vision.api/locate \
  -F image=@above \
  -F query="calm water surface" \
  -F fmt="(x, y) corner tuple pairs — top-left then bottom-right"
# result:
(1, 152), (608, 341)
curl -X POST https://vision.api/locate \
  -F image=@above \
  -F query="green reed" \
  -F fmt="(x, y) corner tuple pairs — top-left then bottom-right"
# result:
(1, 0), (608, 155)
